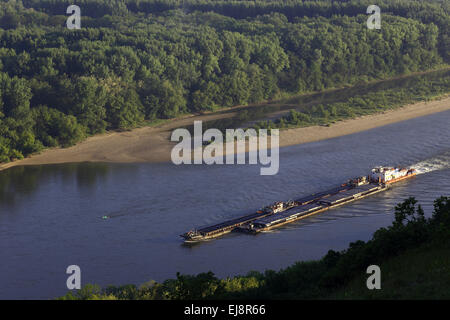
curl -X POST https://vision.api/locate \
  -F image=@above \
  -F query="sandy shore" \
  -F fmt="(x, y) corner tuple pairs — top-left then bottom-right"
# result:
(0, 95), (449, 172)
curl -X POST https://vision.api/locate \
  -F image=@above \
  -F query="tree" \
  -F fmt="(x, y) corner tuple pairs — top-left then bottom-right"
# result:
(393, 197), (425, 228)
(32, 106), (85, 147)
(0, 74), (32, 119)
(106, 87), (145, 129)
(141, 78), (186, 119)
(70, 77), (108, 134)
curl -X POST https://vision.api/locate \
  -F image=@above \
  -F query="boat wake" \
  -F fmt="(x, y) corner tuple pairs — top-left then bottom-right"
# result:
(100, 213), (126, 220)
(412, 151), (450, 175)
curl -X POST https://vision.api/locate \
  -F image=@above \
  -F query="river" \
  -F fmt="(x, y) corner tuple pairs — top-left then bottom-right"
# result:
(1, 110), (449, 299)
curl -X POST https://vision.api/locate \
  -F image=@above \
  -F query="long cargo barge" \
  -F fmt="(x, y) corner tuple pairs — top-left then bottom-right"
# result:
(239, 184), (388, 234)
(181, 200), (298, 242)
(180, 166), (416, 242)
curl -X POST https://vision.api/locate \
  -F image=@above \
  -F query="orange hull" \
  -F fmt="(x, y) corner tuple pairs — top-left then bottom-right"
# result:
(385, 173), (416, 184)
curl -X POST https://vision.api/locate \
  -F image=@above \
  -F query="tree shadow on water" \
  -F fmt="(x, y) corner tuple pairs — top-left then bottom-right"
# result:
(0, 163), (111, 210)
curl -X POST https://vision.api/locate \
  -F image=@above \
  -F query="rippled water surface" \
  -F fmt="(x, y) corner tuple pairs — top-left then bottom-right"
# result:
(1, 110), (449, 299)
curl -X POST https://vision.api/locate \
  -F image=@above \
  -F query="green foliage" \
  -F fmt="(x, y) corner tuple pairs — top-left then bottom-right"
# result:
(58, 284), (117, 300)
(330, 241), (450, 299)
(32, 106), (85, 147)
(141, 77), (187, 119)
(105, 87), (145, 129)
(393, 197), (426, 228)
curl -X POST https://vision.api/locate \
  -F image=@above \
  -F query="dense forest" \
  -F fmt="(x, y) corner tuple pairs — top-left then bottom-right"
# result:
(0, 0), (449, 162)
(59, 196), (450, 299)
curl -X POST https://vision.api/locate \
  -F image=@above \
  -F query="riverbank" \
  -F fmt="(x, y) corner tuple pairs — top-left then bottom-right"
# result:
(1, 95), (449, 172)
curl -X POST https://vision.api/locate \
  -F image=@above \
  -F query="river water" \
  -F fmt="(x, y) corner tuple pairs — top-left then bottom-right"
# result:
(1, 110), (449, 299)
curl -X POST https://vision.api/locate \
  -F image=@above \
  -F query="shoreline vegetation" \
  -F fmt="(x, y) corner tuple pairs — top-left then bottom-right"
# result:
(58, 196), (450, 300)
(253, 70), (450, 131)
(1, 79), (449, 172)
(1, 0), (449, 169)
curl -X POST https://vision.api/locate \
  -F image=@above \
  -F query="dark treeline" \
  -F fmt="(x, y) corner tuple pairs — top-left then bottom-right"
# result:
(253, 71), (450, 130)
(58, 196), (450, 299)
(0, 0), (449, 162)
(19, 1), (450, 19)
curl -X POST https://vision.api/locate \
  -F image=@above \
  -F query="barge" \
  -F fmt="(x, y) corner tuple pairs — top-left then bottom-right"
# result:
(181, 166), (416, 242)
(181, 200), (297, 242)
